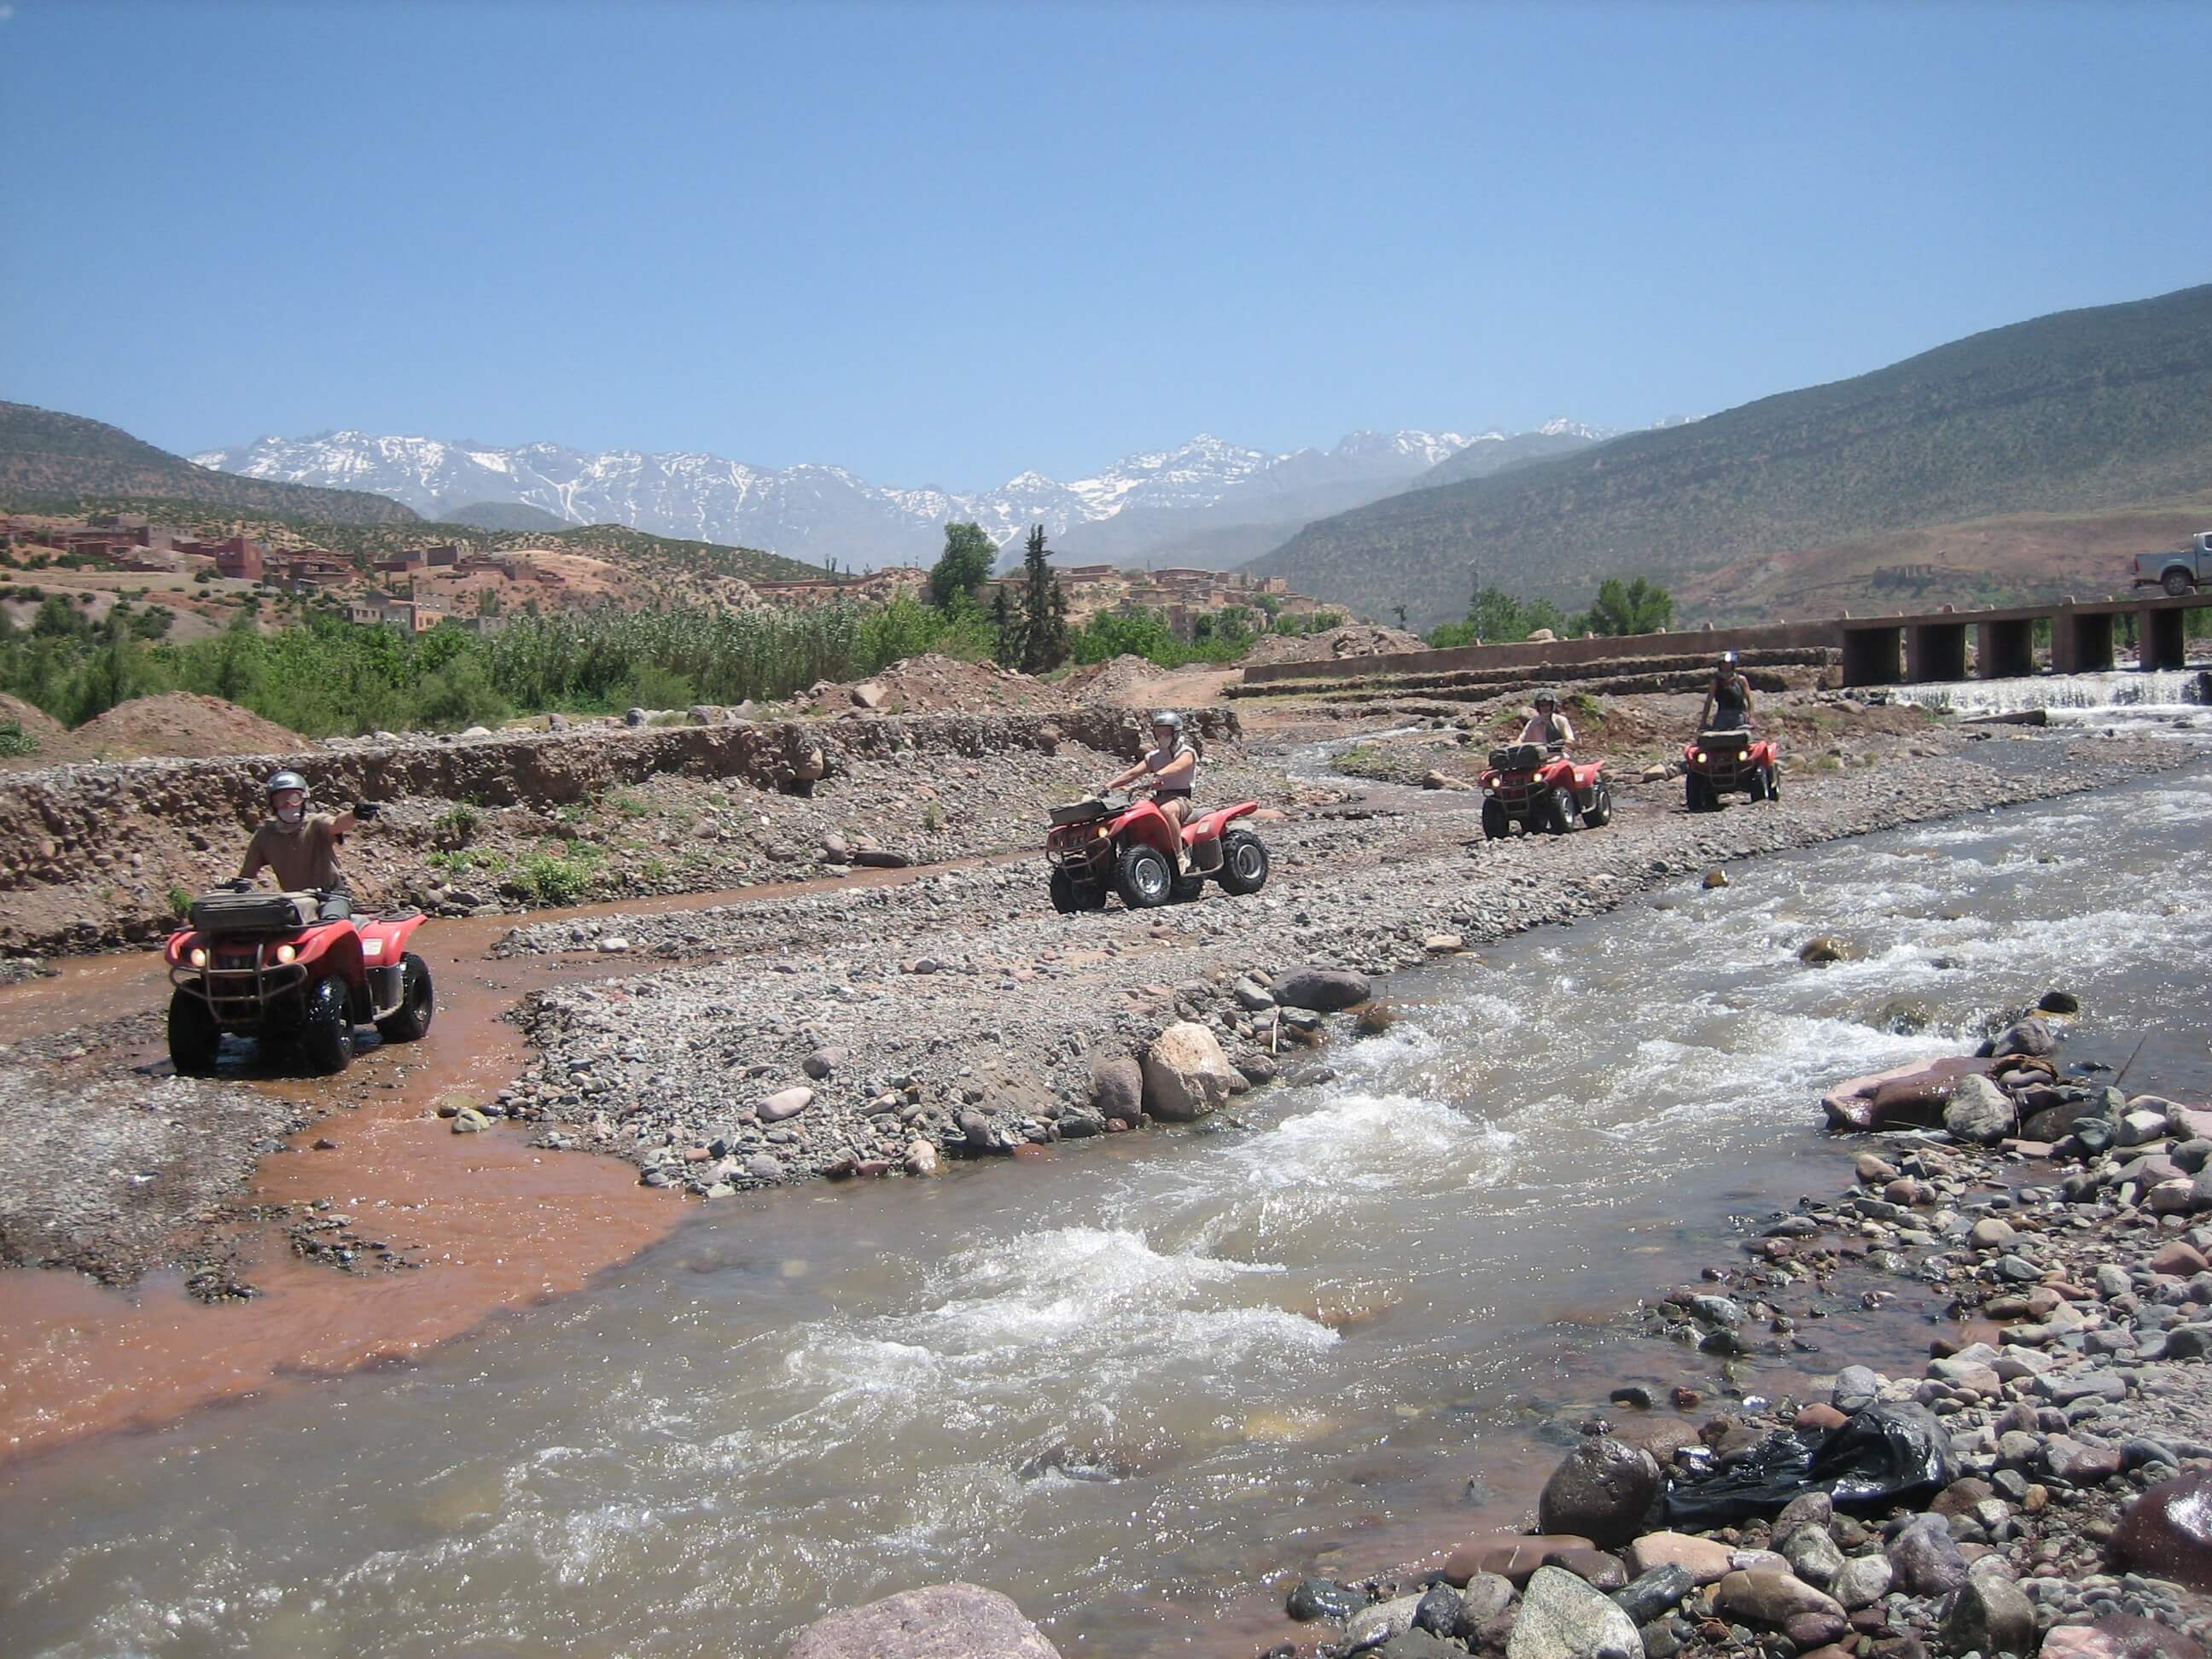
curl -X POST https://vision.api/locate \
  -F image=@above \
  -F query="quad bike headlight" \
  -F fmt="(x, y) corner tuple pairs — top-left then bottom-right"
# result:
(1692, 749), (1707, 764)
(189, 946), (208, 969)
(275, 944), (298, 964)
(1095, 824), (1109, 838)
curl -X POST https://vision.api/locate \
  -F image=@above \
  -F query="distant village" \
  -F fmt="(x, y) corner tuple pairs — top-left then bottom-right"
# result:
(0, 513), (1338, 641)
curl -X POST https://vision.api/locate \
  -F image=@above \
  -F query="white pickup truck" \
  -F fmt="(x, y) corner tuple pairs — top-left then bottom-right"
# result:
(2134, 531), (2212, 597)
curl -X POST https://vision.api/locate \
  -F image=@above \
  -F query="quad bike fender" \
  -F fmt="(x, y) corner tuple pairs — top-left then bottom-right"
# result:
(356, 911), (426, 972)
(1184, 800), (1258, 844)
(1114, 797), (1184, 861)
(290, 921), (365, 980)
(163, 928), (202, 968)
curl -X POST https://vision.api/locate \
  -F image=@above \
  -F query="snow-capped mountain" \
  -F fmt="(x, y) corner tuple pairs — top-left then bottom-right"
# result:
(190, 425), (1562, 571)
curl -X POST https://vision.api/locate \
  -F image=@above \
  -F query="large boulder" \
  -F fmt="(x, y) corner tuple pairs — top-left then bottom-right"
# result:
(1089, 1053), (1144, 1123)
(1943, 1072), (2017, 1144)
(1139, 1022), (1240, 1121)
(1537, 1435), (1662, 1550)
(2110, 1470), (2212, 1590)
(1939, 1575), (2035, 1656)
(785, 1582), (1061, 1658)
(1505, 1565), (1642, 1659)
(1272, 966), (1372, 1012)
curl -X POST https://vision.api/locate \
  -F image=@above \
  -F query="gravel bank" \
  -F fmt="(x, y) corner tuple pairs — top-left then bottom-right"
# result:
(491, 725), (2191, 1201)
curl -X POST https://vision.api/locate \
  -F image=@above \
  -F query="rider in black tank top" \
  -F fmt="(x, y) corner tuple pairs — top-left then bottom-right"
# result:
(1700, 652), (1754, 731)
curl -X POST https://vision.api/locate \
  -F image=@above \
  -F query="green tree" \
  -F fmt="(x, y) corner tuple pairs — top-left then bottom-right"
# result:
(928, 521), (997, 611)
(1428, 585), (1570, 647)
(1014, 525), (1067, 672)
(989, 586), (1016, 663)
(1581, 576), (1674, 637)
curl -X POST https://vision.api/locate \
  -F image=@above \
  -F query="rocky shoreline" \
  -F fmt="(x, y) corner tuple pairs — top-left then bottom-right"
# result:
(1222, 1019), (2212, 1659)
(484, 726), (2192, 1204)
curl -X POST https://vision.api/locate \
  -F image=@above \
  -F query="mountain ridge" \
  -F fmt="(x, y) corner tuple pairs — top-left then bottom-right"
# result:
(190, 423), (1620, 574)
(1245, 282), (2212, 628)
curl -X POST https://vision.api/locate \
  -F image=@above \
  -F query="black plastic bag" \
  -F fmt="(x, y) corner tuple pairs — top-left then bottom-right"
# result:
(1662, 1402), (1952, 1528)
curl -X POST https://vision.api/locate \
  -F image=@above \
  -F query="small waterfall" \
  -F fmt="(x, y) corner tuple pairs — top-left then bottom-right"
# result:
(1887, 667), (2211, 718)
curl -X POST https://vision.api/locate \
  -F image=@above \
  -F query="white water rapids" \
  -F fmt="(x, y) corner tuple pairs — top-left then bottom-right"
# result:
(5, 757), (2212, 1656)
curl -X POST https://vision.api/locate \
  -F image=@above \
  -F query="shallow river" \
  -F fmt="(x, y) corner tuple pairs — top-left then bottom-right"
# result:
(5, 750), (2212, 1656)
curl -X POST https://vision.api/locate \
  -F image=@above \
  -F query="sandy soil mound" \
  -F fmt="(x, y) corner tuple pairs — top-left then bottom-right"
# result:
(70, 694), (302, 764)
(1243, 625), (1427, 666)
(831, 654), (1069, 715)
(1067, 655), (1168, 707)
(0, 696), (70, 771)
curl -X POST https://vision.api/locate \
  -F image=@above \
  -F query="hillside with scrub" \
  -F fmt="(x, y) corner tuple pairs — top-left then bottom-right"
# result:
(1249, 282), (2212, 627)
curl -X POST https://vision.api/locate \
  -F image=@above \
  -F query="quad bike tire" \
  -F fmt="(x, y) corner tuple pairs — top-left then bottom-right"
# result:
(1685, 772), (1713, 813)
(2165, 568), (2195, 597)
(1050, 870), (1105, 914)
(299, 974), (356, 1075)
(1547, 785), (1580, 835)
(1763, 764), (1780, 801)
(1582, 781), (1613, 828)
(1115, 842), (1174, 909)
(1481, 798), (1510, 841)
(167, 988), (221, 1077)
(375, 952), (434, 1043)
(1216, 829), (1270, 895)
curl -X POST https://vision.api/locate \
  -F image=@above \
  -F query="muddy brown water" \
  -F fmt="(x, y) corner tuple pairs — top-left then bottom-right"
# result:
(2, 757), (2210, 1656)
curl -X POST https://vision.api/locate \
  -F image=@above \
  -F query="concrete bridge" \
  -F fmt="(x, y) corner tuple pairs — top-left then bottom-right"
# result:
(1837, 591), (2212, 687)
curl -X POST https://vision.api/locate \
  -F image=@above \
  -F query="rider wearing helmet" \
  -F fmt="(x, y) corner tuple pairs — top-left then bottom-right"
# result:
(1104, 709), (1202, 835)
(238, 771), (364, 918)
(1518, 689), (1576, 749)
(1697, 651), (1754, 733)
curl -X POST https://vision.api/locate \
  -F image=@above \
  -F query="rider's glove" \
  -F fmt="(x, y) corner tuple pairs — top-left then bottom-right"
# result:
(352, 800), (382, 821)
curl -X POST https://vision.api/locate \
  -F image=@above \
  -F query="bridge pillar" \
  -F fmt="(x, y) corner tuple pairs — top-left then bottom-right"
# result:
(1840, 626), (1903, 687)
(1975, 619), (2035, 678)
(2140, 605), (2187, 671)
(2051, 610), (2115, 675)
(1905, 621), (1968, 682)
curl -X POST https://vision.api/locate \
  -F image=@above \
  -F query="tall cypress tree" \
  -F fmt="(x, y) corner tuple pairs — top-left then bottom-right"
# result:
(1016, 524), (1067, 672)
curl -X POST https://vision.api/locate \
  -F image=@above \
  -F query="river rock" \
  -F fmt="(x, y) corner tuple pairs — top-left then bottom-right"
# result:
(1938, 1574), (2035, 1656)
(784, 1581), (1061, 1658)
(1945, 1072), (2017, 1144)
(1715, 1568), (1843, 1627)
(2040, 1614), (2209, 1658)
(1272, 965), (1372, 1012)
(1611, 1563), (1691, 1626)
(1993, 1016), (2057, 1057)
(1796, 934), (1860, 965)
(1139, 1022), (1239, 1121)
(801, 1047), (847, 1080)
(1090, 1054), (1144, 1121)
(1446, 1533), (1595, 1586)
(1412, 1583), (1464, 1637)
(1285, 1576), (1361, 1622)
(2110, 1469), (2212, 1589)
(1830, 1551), (1892, 1609)
(1457, 1571), (1516, 1630)
(1624, 1531), (1735, 1585)
(1344, 1592), (1423, 1649)
(451, 1105), (490, 1133)
(1537, 1435), (1661, 1550)
(1780, 1522), (1847, 1586)
(1887, 1512), (1970, 1594)
(1505, 1565), (1641, 1659)
(760, 1086), (815, 1122)
(904, 1139), (942, 1177)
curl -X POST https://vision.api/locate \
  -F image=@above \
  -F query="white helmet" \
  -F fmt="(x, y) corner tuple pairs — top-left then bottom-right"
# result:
(265, 769), (309, 826)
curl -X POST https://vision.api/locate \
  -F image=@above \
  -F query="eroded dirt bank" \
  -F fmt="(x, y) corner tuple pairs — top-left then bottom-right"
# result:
(0, 705), (1243, 956)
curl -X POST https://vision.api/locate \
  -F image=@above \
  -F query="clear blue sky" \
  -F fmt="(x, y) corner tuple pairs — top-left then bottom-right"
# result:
(3, 1), (2207, 489)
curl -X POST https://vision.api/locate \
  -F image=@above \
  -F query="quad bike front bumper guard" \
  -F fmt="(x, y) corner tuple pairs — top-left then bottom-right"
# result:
(170, 940), (309, 1026)
(1046, 824), (1118, 877)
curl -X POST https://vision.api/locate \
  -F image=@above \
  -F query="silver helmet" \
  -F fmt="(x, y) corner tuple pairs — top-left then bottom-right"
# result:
(265, 769), (309, 826)
(1150, 709), (1183, 731)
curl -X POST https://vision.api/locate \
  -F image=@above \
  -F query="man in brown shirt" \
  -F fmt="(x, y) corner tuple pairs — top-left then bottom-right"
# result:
(239, 770), (360, 916)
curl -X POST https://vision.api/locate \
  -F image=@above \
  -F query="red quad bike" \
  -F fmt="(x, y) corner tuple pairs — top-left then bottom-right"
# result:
(162, 882), (434, 1076)
(1682, 727), (1781, 812)
(1045, 790), (1270, 912)
(1479, 742), (1612, 838)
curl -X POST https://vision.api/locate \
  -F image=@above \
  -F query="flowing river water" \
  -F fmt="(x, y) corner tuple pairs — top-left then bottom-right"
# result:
(4, 734), (2212, 1656)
